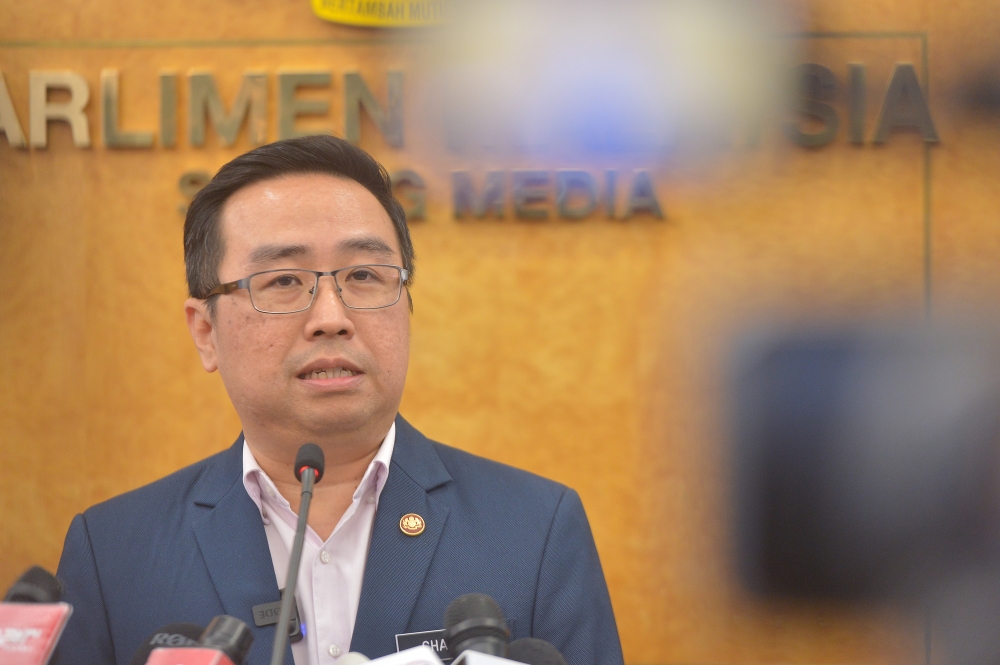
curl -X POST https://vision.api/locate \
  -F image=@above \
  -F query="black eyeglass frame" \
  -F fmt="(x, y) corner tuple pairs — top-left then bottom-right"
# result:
(204, 264), (410, 314)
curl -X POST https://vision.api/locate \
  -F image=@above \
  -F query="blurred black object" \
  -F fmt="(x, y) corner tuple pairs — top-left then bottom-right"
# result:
(732, 327), (1000, 603)
(957, 60), (1000, 114)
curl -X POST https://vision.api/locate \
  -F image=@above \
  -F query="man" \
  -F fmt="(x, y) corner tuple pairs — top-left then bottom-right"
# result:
(55, 136), (623, 665)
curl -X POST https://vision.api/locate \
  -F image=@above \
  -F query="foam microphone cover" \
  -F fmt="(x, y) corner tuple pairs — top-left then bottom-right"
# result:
(443, 594), (509, 657)
(338, 652), (372, 665)
(508, 639), (568, 665)
(128, 623), (203, 665)
(200, 615), (255, 665)
(4, 566), (63, 603)
(294, 443), (325, 482)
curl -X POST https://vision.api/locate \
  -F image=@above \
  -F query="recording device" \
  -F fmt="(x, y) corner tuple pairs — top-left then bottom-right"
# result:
(443, 594), (510, 658)
(143, 615), (254, 665)
(507, 639), (567, 665)
(268, 443), (325, 665)
(731, 326), (1000, 664)
(251, 591), (303, 643)
(0, 566), (73, 665)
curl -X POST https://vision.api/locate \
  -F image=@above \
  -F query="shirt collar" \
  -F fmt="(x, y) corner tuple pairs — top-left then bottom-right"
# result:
(241, 422), (396, 521)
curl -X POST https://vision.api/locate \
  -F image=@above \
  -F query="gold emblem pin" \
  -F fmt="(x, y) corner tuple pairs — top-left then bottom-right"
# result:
(399, 513), (425, 536)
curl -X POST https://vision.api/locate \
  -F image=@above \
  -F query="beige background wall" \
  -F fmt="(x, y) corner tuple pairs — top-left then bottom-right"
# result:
(3, 1), (999, 664)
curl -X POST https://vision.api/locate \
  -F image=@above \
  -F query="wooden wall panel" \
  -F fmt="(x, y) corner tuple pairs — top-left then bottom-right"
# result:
(4, 1), (997, 664)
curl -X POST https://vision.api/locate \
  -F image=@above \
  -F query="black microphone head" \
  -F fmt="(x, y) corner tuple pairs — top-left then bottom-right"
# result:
(508, 639), (568, 665)
(200, 614), (254, 665)
(4, 566), (63, 603)
(443, 593), (505, 628)
(443, 593), (509, 658)
(128, 622), (203, 665)
(294, 443), (325, 482)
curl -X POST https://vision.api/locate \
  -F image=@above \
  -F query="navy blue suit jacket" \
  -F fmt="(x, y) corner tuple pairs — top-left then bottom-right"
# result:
(54, 416), (624, 665)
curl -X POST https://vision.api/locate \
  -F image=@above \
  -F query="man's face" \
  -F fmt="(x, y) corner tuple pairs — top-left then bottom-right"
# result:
(185, 173), (410, 444)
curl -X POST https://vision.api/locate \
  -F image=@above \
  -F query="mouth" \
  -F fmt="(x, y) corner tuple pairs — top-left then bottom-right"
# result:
(298, 367), (361, 380)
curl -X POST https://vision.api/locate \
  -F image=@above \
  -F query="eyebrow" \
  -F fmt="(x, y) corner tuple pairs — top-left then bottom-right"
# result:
(340, 236), (396, 258)
(246, 244), (309, 268)
(244, 237), (396, 270)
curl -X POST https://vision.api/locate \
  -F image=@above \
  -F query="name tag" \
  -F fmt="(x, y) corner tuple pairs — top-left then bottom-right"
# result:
(395, 630), (453, 662)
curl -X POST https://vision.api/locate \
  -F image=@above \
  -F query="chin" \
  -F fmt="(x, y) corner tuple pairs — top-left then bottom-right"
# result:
(300, 409), (389, 438)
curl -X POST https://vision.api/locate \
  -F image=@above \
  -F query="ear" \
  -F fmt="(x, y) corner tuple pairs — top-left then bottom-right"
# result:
(185, 298), (219, 372)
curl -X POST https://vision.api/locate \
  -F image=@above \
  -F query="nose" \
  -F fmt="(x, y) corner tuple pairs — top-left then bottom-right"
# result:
(303, 275), (355, 339)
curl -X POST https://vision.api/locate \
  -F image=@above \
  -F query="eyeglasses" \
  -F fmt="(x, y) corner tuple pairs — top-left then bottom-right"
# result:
(205, 264), (410, 314)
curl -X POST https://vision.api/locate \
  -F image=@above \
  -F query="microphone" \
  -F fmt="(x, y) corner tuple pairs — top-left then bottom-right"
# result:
(0, 566), (73, 665)
(339, 652), (372, 665)
(451, 639), (567, 665)
(507, 639), (567, 665)
(128, 623), (203, 665)
(268, 443), (325, 665)
(366, 645), (444, 665)
(442, 594), (510, 658)
(199, 615), (255, 664)
(144, 615), (254, 665)
(4, 567), (63, 604)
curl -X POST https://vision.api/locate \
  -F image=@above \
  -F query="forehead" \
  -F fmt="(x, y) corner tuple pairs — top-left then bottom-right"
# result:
(218, 173), (398, 269)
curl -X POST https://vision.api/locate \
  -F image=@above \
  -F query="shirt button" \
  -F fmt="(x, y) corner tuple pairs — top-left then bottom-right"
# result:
(329, 644), (342, 658)
(320, 551), (330, 564)
(267, 488), (276, 499)
(366, 497), (375, 505)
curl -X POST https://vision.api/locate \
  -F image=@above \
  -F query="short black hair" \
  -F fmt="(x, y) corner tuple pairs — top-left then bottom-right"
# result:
(184, 135), (413, 310)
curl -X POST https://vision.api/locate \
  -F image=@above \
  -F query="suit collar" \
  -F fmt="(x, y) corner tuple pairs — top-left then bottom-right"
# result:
(192, 433), (246, 508)
(190, 433), (291, 665)
(390, 415), (452, 492)
(350, 415), (453, 657)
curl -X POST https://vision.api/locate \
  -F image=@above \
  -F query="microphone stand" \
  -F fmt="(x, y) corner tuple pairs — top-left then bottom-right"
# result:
(269, 448), (322, 665)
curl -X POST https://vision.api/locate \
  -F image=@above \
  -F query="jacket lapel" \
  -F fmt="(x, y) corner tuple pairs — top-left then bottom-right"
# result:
(350, 416), (452, 658)
(191, 436), (292, 665)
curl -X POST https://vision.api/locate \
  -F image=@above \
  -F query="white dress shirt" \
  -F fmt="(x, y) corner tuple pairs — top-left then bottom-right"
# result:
(242, 424), (395, 665)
